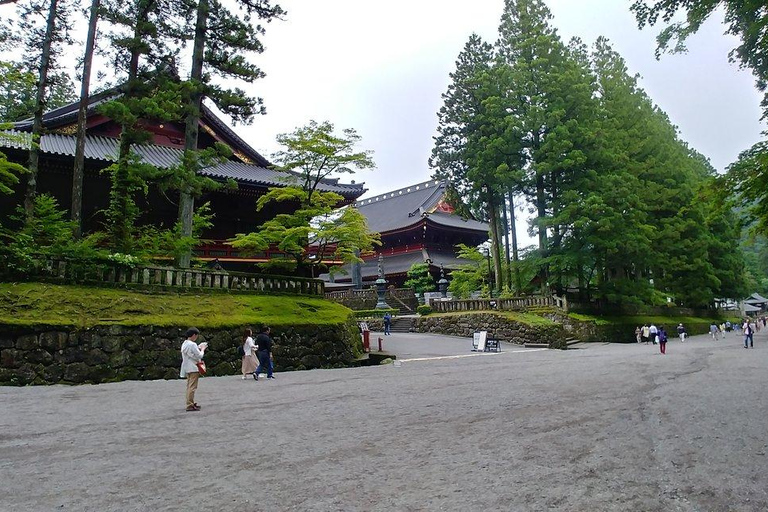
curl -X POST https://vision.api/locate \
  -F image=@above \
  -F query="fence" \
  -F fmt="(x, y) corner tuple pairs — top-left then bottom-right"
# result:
(428, 295), (568, 313)
(324, 288), (419, 313)
(22, 258), (325, 296)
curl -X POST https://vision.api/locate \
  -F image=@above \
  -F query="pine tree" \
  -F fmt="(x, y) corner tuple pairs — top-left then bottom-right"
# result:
(175, 0), (284, 268)
(15, 0), (74, 220)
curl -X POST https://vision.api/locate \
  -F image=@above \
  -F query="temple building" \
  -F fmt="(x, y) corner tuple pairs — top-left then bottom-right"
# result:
(0, 90), (365, 267)
(327, 180), (489, 288)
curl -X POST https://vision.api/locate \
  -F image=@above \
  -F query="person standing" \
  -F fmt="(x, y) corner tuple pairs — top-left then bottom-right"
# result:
(658, 326), (668, 354)
(677, 323), (687, 342)
(383, 312), (392, 336)
(642, 324), (650, 344)
(635, 326), (642, 343)
(255, 326), (275, 380)
(241, 328), (258, 380)
(180, 327), (207, 412)
(743, 318), (754, 348)
(649, 324), (658, 345)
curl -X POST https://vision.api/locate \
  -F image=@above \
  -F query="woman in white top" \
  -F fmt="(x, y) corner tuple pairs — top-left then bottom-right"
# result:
(241, 328), (258, 380)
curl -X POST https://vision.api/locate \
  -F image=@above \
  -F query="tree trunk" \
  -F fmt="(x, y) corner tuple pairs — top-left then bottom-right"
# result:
(24, 0), (58, 221)
(501, 194), (512, 290)
(177, 0), (209, 269)
(508, 187), (521, 292)
(486, 185), (503, 294)
(71, 0), (100, 239)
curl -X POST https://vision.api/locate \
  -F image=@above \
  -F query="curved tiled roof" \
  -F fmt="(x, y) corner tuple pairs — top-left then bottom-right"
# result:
(354, 179), (488, 234)
(0, 130), (366, 197)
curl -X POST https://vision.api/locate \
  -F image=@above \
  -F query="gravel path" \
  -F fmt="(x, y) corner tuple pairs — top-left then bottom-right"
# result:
(2, 329), (768, 511)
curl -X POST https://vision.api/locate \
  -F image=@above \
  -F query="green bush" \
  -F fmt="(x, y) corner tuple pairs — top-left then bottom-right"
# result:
(417, 304), (433, 316)
(352, 308), (398, 319)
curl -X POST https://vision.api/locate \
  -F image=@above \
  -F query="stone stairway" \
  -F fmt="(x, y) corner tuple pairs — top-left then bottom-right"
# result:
(390, 316), (414, 333)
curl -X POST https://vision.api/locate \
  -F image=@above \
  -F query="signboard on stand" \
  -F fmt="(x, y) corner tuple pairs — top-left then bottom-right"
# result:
(472, 331), (487, 352)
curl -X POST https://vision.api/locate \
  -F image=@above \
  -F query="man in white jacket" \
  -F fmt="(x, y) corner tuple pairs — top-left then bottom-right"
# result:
(180, 327), (207, 412)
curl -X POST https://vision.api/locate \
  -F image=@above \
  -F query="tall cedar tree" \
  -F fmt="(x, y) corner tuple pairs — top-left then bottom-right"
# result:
(429, 34), (506, 292)
(176, 0), (284, 268)
(70, 0), (100, 238)
(14, 0), (73, 220)
(496, 0), (597, 292)
(98, 0), (187, 252)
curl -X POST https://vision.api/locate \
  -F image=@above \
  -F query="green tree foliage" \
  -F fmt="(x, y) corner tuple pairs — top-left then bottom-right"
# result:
(230, 121), (378, 276)
(404, 263), (436, 296)
(272, 120), (375, 205)
(631, 1), (768, 116)
(229, 187), (380, 276)
(447, 244), (488, 299)
(0, 60), (75, 122)
(429, 0), (749, 306)
(11, 0), (75, 218)
(175, 0), (284, 267)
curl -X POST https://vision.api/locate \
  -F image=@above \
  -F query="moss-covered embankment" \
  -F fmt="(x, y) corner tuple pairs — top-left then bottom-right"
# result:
(0, 284), (361, 385)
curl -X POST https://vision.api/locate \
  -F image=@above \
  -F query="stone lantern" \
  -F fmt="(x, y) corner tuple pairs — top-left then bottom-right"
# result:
(374, 254), (391, 309)
(438, 264), (449, 298)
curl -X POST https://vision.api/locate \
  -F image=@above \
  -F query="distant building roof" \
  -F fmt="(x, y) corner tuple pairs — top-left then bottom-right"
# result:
(746, 293), (768, 303)
(743, 303), (762, 312)
(0, 130), (365, 198)
(354, 180), (488, 234)
(330, 248), (475, 282)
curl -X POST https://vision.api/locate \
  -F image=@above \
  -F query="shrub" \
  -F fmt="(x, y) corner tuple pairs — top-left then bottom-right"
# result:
(417, 304), (432, 316)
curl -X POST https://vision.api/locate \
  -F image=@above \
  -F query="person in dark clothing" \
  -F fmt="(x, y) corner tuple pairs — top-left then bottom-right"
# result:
(658, 326), (668, 355)
(255, 326), (274, 380)
(383, 313), (392, 336)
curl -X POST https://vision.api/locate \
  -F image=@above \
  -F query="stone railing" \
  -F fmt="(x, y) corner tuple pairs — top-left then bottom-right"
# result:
(428, 295), (568, 313)
(24, 258), (325, 296)
(324, 287), (419, 313)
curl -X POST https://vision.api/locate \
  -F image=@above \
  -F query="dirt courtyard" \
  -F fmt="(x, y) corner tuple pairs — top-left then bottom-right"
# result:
(2, 329), (768, 511)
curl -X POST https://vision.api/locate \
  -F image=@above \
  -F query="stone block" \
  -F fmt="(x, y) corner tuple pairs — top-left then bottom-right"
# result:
(1, 348), (21, 368)
(16, 334), (39, 350)
(109, 350), (131, 368)
(85, 349), (109, 366)
(55, 348), (86, 364)
(0, 336), (14, 349)
(40, 331), (68, 351)
(300, 354), (323, 369)
(78, 332), (102, 349)
(63, 363), (90, 383)
(42, 363), (65, 383)
(101, 336), (123, 353)
(27, 349), (54, 365)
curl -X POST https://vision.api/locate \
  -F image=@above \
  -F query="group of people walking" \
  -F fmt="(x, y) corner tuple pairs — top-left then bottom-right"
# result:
(179, 325), (275, 412)
(240, 327), (275, 380)
(635, 324), (672, 354)
(633, 317), (767, 355)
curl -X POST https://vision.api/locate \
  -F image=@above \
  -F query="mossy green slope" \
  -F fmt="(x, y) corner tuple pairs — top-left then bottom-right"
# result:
(0, 283), (353, 329)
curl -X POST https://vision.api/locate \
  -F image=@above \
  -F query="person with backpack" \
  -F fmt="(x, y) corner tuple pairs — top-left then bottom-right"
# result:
(241, 327), (258, 380)
(658, 326), (668, 354)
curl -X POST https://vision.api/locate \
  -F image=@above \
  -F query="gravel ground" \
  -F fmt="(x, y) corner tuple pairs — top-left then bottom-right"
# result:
(2, 328), (768, 511)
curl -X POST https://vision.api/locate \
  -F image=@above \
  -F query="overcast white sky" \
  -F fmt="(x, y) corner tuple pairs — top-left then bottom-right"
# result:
(237, 0), (764, 209)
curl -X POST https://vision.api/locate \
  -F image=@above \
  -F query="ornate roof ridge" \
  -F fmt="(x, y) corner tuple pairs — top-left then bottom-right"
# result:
(355, 179), (445, 208)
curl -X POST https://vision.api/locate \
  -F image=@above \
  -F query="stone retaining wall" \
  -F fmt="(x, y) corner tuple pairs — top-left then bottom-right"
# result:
(411, 313), (565, 348)
(0, 321), (361, 386)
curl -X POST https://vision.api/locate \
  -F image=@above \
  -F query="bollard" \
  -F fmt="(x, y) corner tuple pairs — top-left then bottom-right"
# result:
(378, 337), (383, 352)
(362, 330), (370, 353)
